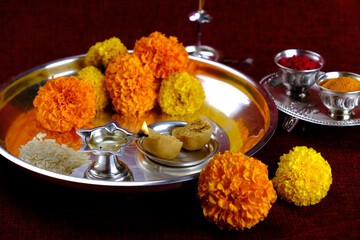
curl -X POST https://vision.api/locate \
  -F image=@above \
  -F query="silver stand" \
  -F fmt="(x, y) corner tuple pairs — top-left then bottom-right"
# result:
(187, 8), (221, 61)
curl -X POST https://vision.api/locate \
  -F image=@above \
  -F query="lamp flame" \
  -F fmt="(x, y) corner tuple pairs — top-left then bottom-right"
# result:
(141, 121), (149, 135)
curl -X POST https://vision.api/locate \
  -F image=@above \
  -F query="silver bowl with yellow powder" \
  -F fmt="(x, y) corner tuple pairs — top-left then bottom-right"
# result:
(316, 71), (360, 120)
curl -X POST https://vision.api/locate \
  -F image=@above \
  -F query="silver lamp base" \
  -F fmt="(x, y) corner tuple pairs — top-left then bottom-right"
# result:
(84, 155), (133, 182)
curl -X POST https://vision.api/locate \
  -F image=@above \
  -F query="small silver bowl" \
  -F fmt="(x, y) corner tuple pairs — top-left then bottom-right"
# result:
(135, 120), (229, 168)
(275, 49), (324, 98)
(316, 71), (360, 120)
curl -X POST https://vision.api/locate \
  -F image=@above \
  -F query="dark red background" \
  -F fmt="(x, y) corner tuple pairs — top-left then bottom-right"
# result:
(0, 0), (359, 239)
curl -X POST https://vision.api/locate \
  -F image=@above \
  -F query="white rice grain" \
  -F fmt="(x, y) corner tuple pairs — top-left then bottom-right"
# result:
(19, 133), (90, 175)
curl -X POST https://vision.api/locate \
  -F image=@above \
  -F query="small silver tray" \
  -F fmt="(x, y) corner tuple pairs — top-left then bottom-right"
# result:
(135, 121), (224, 167)
(260, 72), (360, 126)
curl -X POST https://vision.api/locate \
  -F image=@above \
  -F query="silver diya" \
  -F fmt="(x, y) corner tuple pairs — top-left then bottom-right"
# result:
(76, 121), (146, 182)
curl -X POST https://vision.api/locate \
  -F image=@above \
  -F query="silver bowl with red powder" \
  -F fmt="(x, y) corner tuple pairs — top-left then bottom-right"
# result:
(274, 49), (325, 99)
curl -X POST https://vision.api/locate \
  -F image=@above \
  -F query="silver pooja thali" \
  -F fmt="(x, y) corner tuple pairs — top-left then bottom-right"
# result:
(260, 72), (360, 127)
(0, 54), (277, 193)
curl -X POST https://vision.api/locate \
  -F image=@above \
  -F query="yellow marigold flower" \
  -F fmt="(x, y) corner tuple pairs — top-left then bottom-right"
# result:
(272, 146), (332, 206)
(85, 37), (128, 68)
(158, 72), (205, 116)
(78, 66), (108, 111)
(33, 76), (97, 132)
(105, 53), (160, 115)
(133, 31), (189, 79)
(198, 151), (277, 231)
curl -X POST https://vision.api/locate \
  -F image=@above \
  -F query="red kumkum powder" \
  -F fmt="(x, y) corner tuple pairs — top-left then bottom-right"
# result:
(279, 55), (320, 70)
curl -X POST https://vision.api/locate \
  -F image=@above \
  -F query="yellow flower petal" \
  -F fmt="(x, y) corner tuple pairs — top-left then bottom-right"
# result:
(158, 72), (205, 116)
(272, 146), (332, 206)
(78, 66), (108, 111)
(85, 37), (127, 68)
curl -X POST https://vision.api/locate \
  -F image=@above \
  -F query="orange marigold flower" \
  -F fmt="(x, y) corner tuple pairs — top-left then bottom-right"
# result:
(158, 72), (205, 116)
(85, 37), (128, 68)
(105, 53), (160, 115)
(198, 151), (277, 231)
(33, 76), (97, 132)
(272, 146), (332, 206)
(133, 31), (189, 79)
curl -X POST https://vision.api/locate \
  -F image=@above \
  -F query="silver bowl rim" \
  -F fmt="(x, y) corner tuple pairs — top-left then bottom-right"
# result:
(0, 54), (278, 192)
(274, 49), (325, 72)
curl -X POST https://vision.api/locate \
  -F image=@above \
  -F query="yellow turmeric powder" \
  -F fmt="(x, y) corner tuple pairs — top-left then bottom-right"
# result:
(320, 76), (360, 92)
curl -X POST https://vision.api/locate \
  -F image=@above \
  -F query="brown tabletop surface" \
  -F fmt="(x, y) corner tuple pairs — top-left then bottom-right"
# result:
(0, 0), (359, 239)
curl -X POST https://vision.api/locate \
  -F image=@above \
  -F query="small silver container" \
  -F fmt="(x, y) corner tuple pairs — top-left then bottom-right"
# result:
(135, 121), (224, 168)
(274, 49), (324, 98)
(316, 71), (360, 120)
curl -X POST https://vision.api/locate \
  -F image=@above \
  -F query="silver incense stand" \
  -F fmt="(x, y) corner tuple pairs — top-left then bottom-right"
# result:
(186, 1), (221, 61)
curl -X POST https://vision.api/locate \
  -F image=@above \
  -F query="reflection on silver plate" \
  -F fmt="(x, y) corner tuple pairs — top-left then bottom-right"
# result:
(260, 72), (360, 126)
(135, 121), (227, 167)
(0, 54), (277, 193)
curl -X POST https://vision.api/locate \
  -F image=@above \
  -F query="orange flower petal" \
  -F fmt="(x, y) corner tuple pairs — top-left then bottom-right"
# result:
(133, 31), (189, 79)
(197, 151), (277, 231)
(33, 76), (96, 132)
(105, 53), (159, 116)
